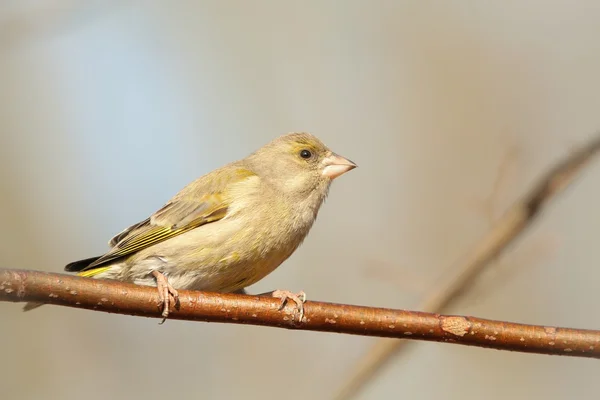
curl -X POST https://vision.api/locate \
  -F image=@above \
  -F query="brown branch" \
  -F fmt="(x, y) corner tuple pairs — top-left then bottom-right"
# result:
(2, 268), (600, 358)
(334, 132), (600, 400)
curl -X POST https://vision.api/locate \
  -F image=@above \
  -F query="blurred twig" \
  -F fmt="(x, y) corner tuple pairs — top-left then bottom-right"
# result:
(334, 132), (600, 400)
(2, 269), (600, 359)
(479, 146), (521, 225)
(466, 146), (556, 301)
(363, 148), (525, 297)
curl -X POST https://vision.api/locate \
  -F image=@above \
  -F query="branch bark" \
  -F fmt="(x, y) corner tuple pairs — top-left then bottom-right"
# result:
(2, 268), (600, 359)
(334, 132), (600, 400)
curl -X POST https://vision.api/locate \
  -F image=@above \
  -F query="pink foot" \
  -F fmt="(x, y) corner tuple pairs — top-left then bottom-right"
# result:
(271, 289), (306, 322)
(152, 270), (179, 324)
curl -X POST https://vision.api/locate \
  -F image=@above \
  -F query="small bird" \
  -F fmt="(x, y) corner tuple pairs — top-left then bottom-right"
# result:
(24, 132), (356, 321)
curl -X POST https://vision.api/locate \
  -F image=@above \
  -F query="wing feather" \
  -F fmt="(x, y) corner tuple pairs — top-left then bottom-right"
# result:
(77, 167), (256, 271)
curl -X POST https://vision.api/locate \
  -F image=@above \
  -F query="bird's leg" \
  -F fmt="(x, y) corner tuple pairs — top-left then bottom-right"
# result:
(233, 288), (306, 322)
(259, 290), (306, 322)
(151, 270), (179, 324)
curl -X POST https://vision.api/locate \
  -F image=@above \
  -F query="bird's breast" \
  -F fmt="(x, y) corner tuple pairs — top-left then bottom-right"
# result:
(147, 192), (320, 292)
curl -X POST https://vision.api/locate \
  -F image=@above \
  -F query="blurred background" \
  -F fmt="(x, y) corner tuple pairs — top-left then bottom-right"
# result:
(2, 1), (600, 399)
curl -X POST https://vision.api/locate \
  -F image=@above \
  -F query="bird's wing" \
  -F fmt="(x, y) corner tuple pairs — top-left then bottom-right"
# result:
(80, 167), (257, 271)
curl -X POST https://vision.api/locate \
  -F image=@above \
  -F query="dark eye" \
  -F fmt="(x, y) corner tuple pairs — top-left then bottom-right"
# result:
(300, 149), (312, 159)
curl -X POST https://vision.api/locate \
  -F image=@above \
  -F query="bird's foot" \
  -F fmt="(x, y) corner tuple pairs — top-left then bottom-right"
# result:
(270, 289), (306, 322)
(152, 270), (179, 324)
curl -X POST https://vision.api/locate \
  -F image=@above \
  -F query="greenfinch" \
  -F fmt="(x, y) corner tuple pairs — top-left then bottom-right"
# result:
(24, 132), (356, 320)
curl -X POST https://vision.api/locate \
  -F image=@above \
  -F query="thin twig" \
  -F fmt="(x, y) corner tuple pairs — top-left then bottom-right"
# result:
(334, 132), (600, 400)
(2, 269), (600, 358)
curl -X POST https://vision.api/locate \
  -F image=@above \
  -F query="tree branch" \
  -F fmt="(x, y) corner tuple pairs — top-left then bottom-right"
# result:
(334, 132), (600, 400)
(2, 268), (600, 359)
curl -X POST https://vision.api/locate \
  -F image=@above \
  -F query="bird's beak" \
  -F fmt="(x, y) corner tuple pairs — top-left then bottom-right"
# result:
(321, 152), (357, 179)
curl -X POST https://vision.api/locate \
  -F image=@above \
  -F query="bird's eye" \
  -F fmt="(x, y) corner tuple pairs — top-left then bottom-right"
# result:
(300, 149), (312, 159)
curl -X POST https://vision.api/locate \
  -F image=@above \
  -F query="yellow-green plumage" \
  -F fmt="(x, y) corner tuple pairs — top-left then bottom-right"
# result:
(77, 266), (112, 278)
(24, 133), (356, 311)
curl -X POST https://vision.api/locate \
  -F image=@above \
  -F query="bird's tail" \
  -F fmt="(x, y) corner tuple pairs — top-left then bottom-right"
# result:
(23, 302), (44, 312)
(64, 256), (102, 272)
(23, 255), (104, 312)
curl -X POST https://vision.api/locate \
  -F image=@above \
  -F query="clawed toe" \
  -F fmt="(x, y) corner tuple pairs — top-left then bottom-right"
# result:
(271, 289), (307, 322)
(152, 270), (179, 324)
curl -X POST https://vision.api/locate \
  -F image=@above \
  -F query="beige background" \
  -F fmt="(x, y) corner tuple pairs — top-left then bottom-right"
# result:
(2, 1), (600, 399)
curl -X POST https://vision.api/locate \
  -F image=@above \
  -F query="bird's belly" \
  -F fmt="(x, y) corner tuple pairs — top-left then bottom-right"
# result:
(178, 248), (292, 292)
(126, 216), (303, 293)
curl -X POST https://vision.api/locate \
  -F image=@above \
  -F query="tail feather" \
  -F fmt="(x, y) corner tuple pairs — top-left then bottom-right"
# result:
(23, 302), (43, 312)
(64, 256), (102, 272)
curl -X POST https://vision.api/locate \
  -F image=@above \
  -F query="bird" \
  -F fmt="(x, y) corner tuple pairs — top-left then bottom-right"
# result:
(23, 132), (356, 321)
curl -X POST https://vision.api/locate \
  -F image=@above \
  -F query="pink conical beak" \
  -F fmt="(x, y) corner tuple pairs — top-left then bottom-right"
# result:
(321, 152), (357, 179)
